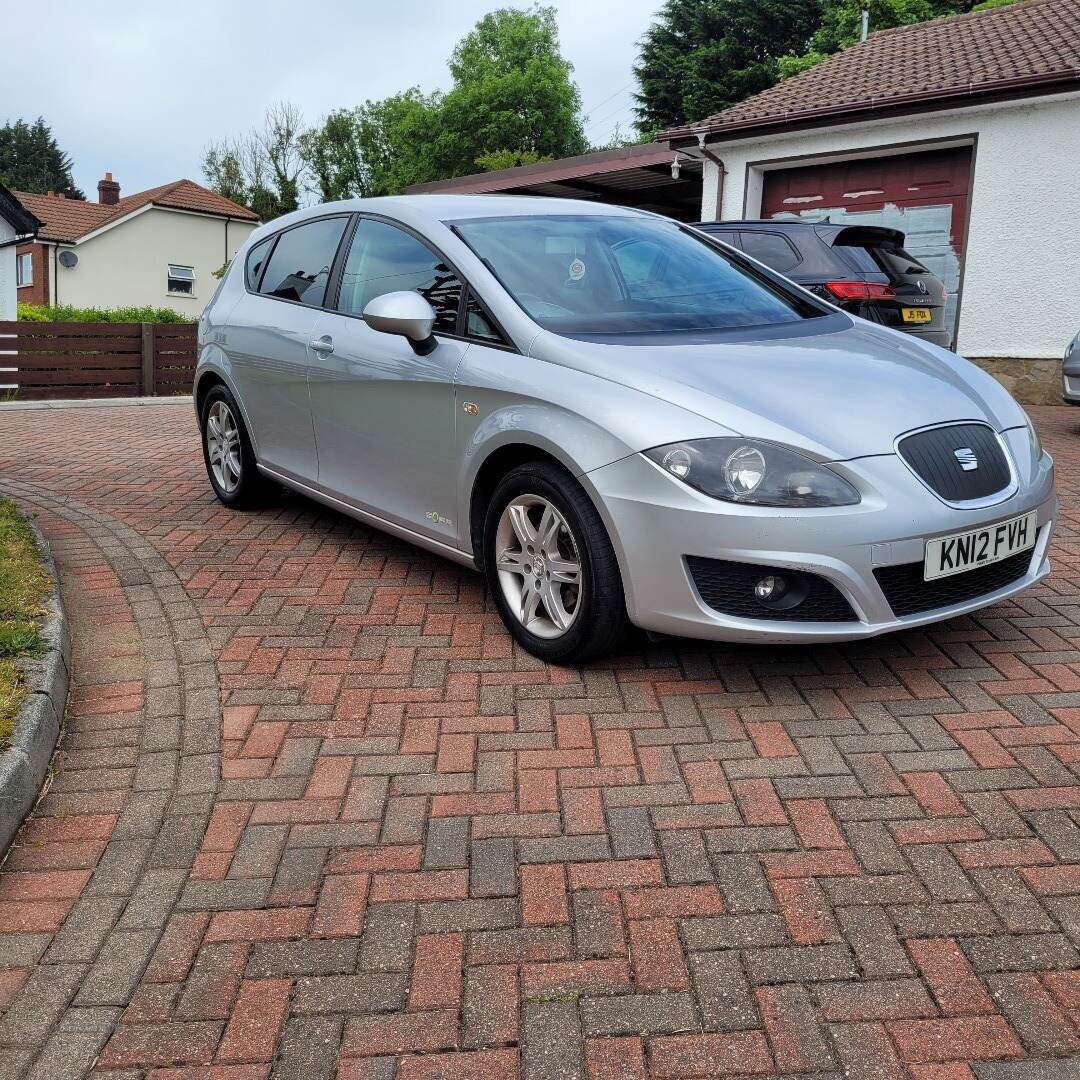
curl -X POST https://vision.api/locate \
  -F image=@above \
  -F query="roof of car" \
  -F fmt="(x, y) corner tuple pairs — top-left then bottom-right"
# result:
(696, 220), (824, 228)
(250, 193), (647, 242)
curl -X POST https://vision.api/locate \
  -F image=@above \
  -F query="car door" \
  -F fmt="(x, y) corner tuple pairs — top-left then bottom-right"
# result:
(226, 215), (349, 483)
(306, 216), (471, 546)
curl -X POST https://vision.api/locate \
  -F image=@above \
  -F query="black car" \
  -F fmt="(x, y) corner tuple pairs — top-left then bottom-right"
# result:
(695, 219), (951, 349)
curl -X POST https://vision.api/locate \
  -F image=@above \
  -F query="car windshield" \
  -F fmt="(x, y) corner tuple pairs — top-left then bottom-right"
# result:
(452, 214), (822, 335)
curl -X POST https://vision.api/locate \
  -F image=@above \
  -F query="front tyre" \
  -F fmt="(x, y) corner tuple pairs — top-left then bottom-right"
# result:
(200, 385), (276, 509)
(483, 461), (628, 664)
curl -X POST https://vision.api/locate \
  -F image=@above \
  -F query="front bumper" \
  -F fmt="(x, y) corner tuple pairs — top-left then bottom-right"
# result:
(1063, 371), (1080, 406)
(585, 429), (1056, 643)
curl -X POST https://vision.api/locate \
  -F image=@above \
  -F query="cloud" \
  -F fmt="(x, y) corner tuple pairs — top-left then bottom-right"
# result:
(2, 0), (657, 198)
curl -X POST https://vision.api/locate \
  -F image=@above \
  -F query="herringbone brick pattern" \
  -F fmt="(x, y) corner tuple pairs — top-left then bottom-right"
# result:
(0, 402), (1078, 1079)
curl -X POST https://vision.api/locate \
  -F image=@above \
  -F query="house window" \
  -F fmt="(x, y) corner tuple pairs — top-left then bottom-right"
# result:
(16, 252), (32, 287)
(167, 264), (195, 295)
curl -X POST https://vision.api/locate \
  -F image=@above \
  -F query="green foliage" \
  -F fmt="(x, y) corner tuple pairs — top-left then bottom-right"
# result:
(18, 302), (193, 324)
(298, 5), (586, 198)
(0, 117), (84, 199)
(301, 90), (444, 200)
(203, 102), (305, 221)
(474, 149), (551, 172)
(439, 6), (587, 173)
(0, 498), (50, 750)
(633, 0), (825, 132)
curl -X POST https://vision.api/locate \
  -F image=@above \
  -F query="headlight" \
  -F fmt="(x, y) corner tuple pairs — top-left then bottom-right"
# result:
(645, 438), (860, 507)
(1023, 410), (1043, 462)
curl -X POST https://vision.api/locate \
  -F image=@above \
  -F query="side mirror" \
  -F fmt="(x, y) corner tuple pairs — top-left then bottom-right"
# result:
(362, 291), (438, 355)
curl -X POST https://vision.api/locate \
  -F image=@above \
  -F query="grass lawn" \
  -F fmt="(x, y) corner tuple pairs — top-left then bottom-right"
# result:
(0, 499), (50, 749)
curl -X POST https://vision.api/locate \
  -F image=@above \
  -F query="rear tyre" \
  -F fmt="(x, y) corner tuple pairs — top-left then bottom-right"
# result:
(483, 461), (629, 664)
(200, 385), (277, 509)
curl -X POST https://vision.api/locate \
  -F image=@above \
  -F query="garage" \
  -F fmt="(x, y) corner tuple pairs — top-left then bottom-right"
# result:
(660, 0), (1080, 403)
(759, 146), (972, 342)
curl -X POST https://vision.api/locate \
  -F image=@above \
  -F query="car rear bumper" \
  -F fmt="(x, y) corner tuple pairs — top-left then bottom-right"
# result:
(585, 438), (1056, 644)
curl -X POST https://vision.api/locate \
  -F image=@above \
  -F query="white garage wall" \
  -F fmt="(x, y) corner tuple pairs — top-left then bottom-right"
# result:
(701, 92), (1080, 361)
(54, 207), (257, 316)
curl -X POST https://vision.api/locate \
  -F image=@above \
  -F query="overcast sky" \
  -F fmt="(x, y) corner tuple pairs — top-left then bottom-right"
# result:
(1, 0), (662, 200)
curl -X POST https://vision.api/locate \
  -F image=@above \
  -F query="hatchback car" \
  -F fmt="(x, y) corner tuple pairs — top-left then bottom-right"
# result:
(195, 196), (1055, 663)
(695, 219), (951, 349)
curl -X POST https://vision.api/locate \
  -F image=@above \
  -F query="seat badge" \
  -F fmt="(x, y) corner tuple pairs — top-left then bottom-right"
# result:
(953, 447), (979, 472)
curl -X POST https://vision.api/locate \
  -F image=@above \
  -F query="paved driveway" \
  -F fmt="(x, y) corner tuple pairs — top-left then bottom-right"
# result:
(0, 402), (1078, 1080)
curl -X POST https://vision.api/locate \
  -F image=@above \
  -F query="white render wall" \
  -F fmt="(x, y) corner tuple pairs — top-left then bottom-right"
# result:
(53, 206), (257, 316)
(699, 93), (1080, 361)
(0, 219), (15, 321)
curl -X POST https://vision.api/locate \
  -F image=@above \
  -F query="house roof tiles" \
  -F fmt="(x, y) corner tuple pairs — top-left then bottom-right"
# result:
(14, 178), (258, 243)
(660, 0), (1080, 142)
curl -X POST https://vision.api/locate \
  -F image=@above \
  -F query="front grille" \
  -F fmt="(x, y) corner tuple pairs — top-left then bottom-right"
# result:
(686, 557), (857, 622)
(897, 423), (1011, 502)
(874, 546), (1034, 618)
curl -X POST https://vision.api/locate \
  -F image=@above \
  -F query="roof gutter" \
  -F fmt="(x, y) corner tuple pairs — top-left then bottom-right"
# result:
(660, 69), (1080, 146)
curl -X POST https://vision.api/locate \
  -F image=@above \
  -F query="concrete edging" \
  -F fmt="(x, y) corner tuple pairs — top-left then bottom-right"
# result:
(0, 517), (70, 856)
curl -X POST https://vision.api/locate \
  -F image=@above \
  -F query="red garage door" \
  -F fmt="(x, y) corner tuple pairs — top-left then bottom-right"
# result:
(761, 146), (972, 339)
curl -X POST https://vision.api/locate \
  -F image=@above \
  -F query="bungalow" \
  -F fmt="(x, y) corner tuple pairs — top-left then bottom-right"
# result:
(0, 183), (41, 320)
(14, 175), (259, 316)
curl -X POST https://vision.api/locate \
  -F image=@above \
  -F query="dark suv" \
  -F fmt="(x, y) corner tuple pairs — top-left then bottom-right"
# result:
(695, 219), (951, 349)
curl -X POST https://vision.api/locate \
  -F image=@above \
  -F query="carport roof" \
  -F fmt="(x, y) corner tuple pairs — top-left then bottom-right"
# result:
(405, 143), (703, 219)
(660, 0), (1080, 145)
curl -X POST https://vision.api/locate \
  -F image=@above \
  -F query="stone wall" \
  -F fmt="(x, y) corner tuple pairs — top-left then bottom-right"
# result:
(968, 357), (1064, 406)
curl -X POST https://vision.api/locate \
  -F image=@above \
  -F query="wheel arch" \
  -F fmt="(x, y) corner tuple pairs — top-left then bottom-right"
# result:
(468, 442), (570, 570)
(193, 365), (260, 458)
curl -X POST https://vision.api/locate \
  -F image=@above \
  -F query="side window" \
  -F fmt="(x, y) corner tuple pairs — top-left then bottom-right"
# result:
(338, 219), (462, 334)
(245, 237), (273, 290)
(258, 217), (348, 307)
(703, 229), (742, 250)
(739, 232), (801, 274)
(465, 293), (505, 346)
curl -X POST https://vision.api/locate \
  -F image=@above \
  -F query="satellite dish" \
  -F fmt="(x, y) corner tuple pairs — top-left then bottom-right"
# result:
(58, 250), (78, 268)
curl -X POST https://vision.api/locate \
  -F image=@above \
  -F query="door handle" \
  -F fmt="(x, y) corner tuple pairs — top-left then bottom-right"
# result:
(309, 335), (334, 354)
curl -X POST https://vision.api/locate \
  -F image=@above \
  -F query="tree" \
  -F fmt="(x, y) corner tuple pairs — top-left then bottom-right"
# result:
(438, 6), (587, 174)
(298, 5), (587, 198)
(633, 0), (824, 133)
(0, 118), (84, 199)
(203, 102), (305, 220)
(300, 90), (444, 200)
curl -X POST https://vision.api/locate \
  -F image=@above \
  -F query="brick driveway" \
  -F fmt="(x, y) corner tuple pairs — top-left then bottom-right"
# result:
(0, 402), (1079, 1080)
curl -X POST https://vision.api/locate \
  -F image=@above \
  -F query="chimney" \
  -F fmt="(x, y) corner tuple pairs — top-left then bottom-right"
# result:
(97, 172), (120, 205)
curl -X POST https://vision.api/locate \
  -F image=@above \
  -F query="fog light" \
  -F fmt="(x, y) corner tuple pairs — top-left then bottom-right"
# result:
(754, 575), (786, 601)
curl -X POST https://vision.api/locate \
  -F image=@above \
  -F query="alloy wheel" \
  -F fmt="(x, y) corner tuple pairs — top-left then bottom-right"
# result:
(495, 494), (583, 639)
(206, 400), (242, 494)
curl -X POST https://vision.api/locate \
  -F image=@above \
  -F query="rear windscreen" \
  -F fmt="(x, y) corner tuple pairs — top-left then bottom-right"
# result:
(831, 232), (929, 280)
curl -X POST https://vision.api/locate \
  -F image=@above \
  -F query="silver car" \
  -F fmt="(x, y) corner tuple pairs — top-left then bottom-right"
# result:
(1064, 329), (1080, 405)
(195, 196), (1056, 663)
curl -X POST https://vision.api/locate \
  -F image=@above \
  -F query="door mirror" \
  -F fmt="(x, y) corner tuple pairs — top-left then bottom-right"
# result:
(362, 291), (438, 355)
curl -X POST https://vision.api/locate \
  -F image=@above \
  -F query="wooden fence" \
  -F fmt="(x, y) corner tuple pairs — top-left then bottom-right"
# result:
(0, 322), (197, 400)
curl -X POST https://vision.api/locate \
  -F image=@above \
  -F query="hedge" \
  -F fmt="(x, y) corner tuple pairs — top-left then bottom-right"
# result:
(17, 302), (194, 324)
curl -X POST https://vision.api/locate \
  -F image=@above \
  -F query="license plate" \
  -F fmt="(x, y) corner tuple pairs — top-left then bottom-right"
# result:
(924, 512), (1037, 581)
(902, 307), (932, 323)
